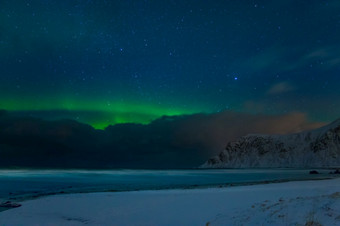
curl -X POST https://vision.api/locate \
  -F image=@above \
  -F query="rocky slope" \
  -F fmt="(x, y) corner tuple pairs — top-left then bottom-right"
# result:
(201, 118), (340, 168)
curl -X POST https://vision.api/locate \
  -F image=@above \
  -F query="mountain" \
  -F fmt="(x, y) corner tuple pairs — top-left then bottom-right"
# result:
(201, 118), (340, 168)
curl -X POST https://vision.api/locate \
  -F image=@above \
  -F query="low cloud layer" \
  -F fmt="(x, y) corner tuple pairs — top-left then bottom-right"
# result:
(267, 82), (296, 95)
(0, 110), (326, 169)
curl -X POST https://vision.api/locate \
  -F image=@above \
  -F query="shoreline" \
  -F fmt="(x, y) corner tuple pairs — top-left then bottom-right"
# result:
(0, 176), (340, 213)
(1, 175), (339, 214)
(1, 177), (340, 225)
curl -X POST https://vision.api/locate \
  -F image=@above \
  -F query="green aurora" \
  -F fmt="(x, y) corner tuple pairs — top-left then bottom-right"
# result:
(1, 1), (340, 129)
(0, 97), (206, 129)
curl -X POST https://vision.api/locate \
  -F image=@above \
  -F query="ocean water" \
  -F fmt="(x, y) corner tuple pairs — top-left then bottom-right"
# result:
(0, 169), (336, 202)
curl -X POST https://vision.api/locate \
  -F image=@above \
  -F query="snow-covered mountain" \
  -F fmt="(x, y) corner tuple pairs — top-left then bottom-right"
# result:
(201, 118), (340, 168)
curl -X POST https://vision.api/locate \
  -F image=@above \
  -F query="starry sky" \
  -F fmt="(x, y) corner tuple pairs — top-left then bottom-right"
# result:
(1, 0), (340, 129)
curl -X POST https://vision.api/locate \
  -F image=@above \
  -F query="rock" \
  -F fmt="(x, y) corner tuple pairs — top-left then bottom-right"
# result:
(201, 118), (340, 168)
(309, 170), (319, 174)
(329, 169), (340, 174)
(0, 201), (22, 208)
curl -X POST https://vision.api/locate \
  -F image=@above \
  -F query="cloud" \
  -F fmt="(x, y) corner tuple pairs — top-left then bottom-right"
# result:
(306, 48), (331, 58)
(238, 44), (340, 77)
(304, 46), (340, 68)
(171, 111), (325, 156)
(327, 57), (340, 67)
(9, 110), (158, 129)
(267, 82), (296, 95)
(0, 110), (326, 168)
(240, 47), (288, 73)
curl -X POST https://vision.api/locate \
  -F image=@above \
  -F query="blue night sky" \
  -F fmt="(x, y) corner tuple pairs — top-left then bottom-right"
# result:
(1, 0), (340, 128)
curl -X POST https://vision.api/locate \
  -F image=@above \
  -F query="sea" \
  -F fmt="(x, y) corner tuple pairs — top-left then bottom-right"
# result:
(0, 169), (337, 203)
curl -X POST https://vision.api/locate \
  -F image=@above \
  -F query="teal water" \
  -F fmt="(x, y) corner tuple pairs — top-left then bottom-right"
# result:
(0, 169), (336, 202)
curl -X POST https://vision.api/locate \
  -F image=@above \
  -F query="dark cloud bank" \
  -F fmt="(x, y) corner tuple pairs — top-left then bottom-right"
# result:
(0, 109), (325, 169)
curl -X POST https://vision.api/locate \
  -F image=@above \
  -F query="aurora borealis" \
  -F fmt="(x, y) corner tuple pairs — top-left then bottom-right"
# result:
(1, 0), (340, 129)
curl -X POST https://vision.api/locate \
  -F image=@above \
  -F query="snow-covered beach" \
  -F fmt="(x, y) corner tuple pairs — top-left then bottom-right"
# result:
(0, 178), (339, 226)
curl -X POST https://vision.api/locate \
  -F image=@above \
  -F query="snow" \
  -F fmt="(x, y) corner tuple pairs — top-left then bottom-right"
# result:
(201, 118), (340, 168)
(0, 178), (340, 225)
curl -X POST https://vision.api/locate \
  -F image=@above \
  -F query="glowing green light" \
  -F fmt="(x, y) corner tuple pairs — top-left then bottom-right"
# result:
(0, 97), (207, 129)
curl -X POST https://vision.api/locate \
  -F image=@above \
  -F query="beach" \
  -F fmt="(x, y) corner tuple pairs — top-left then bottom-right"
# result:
(0, 177), (339, 225)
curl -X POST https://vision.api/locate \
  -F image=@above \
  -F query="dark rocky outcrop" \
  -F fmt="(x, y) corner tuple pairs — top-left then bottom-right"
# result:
(201, 119), (340, 168)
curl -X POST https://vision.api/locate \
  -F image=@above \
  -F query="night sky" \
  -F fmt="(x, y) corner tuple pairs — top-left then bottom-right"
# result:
(1, 0), (340, 129)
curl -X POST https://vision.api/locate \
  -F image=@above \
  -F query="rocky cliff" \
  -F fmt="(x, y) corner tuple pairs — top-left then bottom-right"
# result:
(201, 118), (340, 168)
